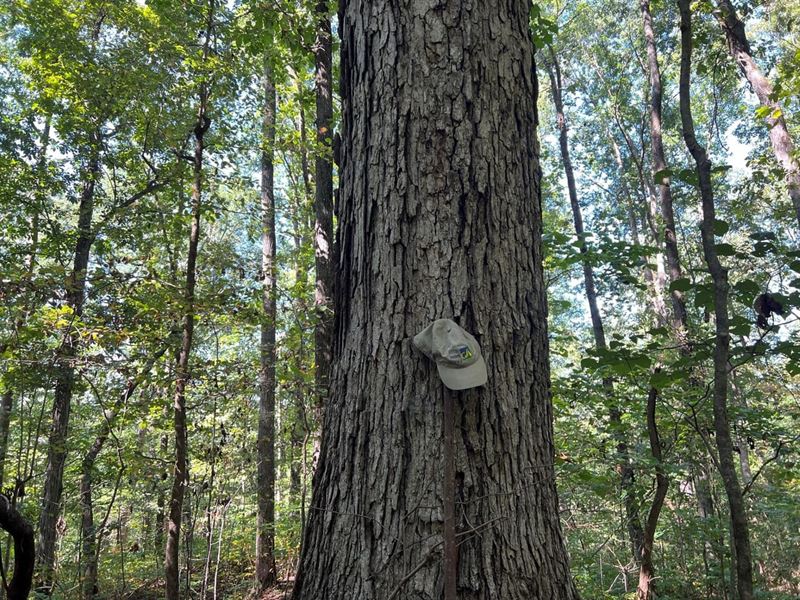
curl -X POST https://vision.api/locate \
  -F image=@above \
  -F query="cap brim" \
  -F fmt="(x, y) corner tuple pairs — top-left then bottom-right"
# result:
(436, 356), (488, 390)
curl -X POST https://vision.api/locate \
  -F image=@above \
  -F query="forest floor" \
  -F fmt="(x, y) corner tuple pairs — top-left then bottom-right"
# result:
(118, 578), (294, 599)
(257, 583), (293, 600)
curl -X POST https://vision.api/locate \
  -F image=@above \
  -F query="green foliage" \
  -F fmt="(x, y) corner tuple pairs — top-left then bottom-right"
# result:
(541, 0), (800, 596)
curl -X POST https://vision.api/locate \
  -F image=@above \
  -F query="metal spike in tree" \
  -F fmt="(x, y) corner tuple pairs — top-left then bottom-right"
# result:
(255, 57), (278, 592)
(545, 49), (645, 571)
(291, 2), (579, 599)
(714, 0), (800, 229)
(678, 2), (754, 599)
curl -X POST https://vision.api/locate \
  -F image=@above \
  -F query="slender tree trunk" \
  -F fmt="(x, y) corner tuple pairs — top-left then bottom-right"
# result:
(291, 2), (578, 598)
(289, 232), (310, 533)
(636, 386), (669, 599)
(714, 0), (800, 228)
(81, 347), (168, 600)
(36, 130), (101, 594)
(612, 106), (670, 323)
(607, 130), (641, 245)
(164, 5), (214, 597)
(156, 433), (167, 556)
(79, 448), (101, 600)
(640, 0), (689, 336)
(730, 374), (753, 486)
(255, 57), (278, 592)
(678, 3), (754, 598)
(165, 95), (211, 600)
(0, 389), (13, 492)
(0, 495), (35, 600)
(546, 53), (644, 569)
(182, 477), (194, 598)
(313, 0), (335, 421)
(696, 461), (728, 599)
(0, 120), (49, 494)
(637, 6), (694, 595)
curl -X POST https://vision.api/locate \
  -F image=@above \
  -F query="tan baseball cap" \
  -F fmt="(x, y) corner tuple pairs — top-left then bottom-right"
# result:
(413, 319), (487, 390)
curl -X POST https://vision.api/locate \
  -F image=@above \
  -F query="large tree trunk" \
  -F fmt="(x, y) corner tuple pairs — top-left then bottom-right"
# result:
(313, 0), (335, 420)
(0, 494), (35, 600)
(640, 0), (689, 336)
(546, 53), (644, 570)
(291, 2), (578, 599)
(255, 58), (278, 592)
(36, 131), (101, 594)
(678, 2), (754, 598)
(714, 0), (800, 229)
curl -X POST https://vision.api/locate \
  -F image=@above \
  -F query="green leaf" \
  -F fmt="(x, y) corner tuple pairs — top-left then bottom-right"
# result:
(711, 165), (732, 176)
(733, 279), (761, 300)
(752, 241), (776, 257)
(694, 285), (715, 310)
(715, 243), (736, 256)
(581, 357), (598, 369)
(654, 169), (672, 184)
(754, 105), (772, 119)
(729, 315), (752, 336)
(650, 369), (684, 389)
(713, 219), (729, 236)
(669, 277), (692, 293)
(675, 169), (699, 185)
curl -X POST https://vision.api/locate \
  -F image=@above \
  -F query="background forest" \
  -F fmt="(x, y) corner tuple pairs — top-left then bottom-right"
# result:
(0, 0), (798, 599)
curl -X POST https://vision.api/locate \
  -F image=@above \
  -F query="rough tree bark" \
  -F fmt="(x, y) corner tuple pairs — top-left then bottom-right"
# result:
(255, 57), (278, 592)
(291, 2), (578, 599)
(313, 0), (335, 419)
(640, 0), (689, 335)
(0, 494), (35, 600)
(678, 2), (754, 598)
(714, 0), (800, 229)
(36, 130), (101, 595)
(165, 4), (213, 590)
(546, 52), (644, 569)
